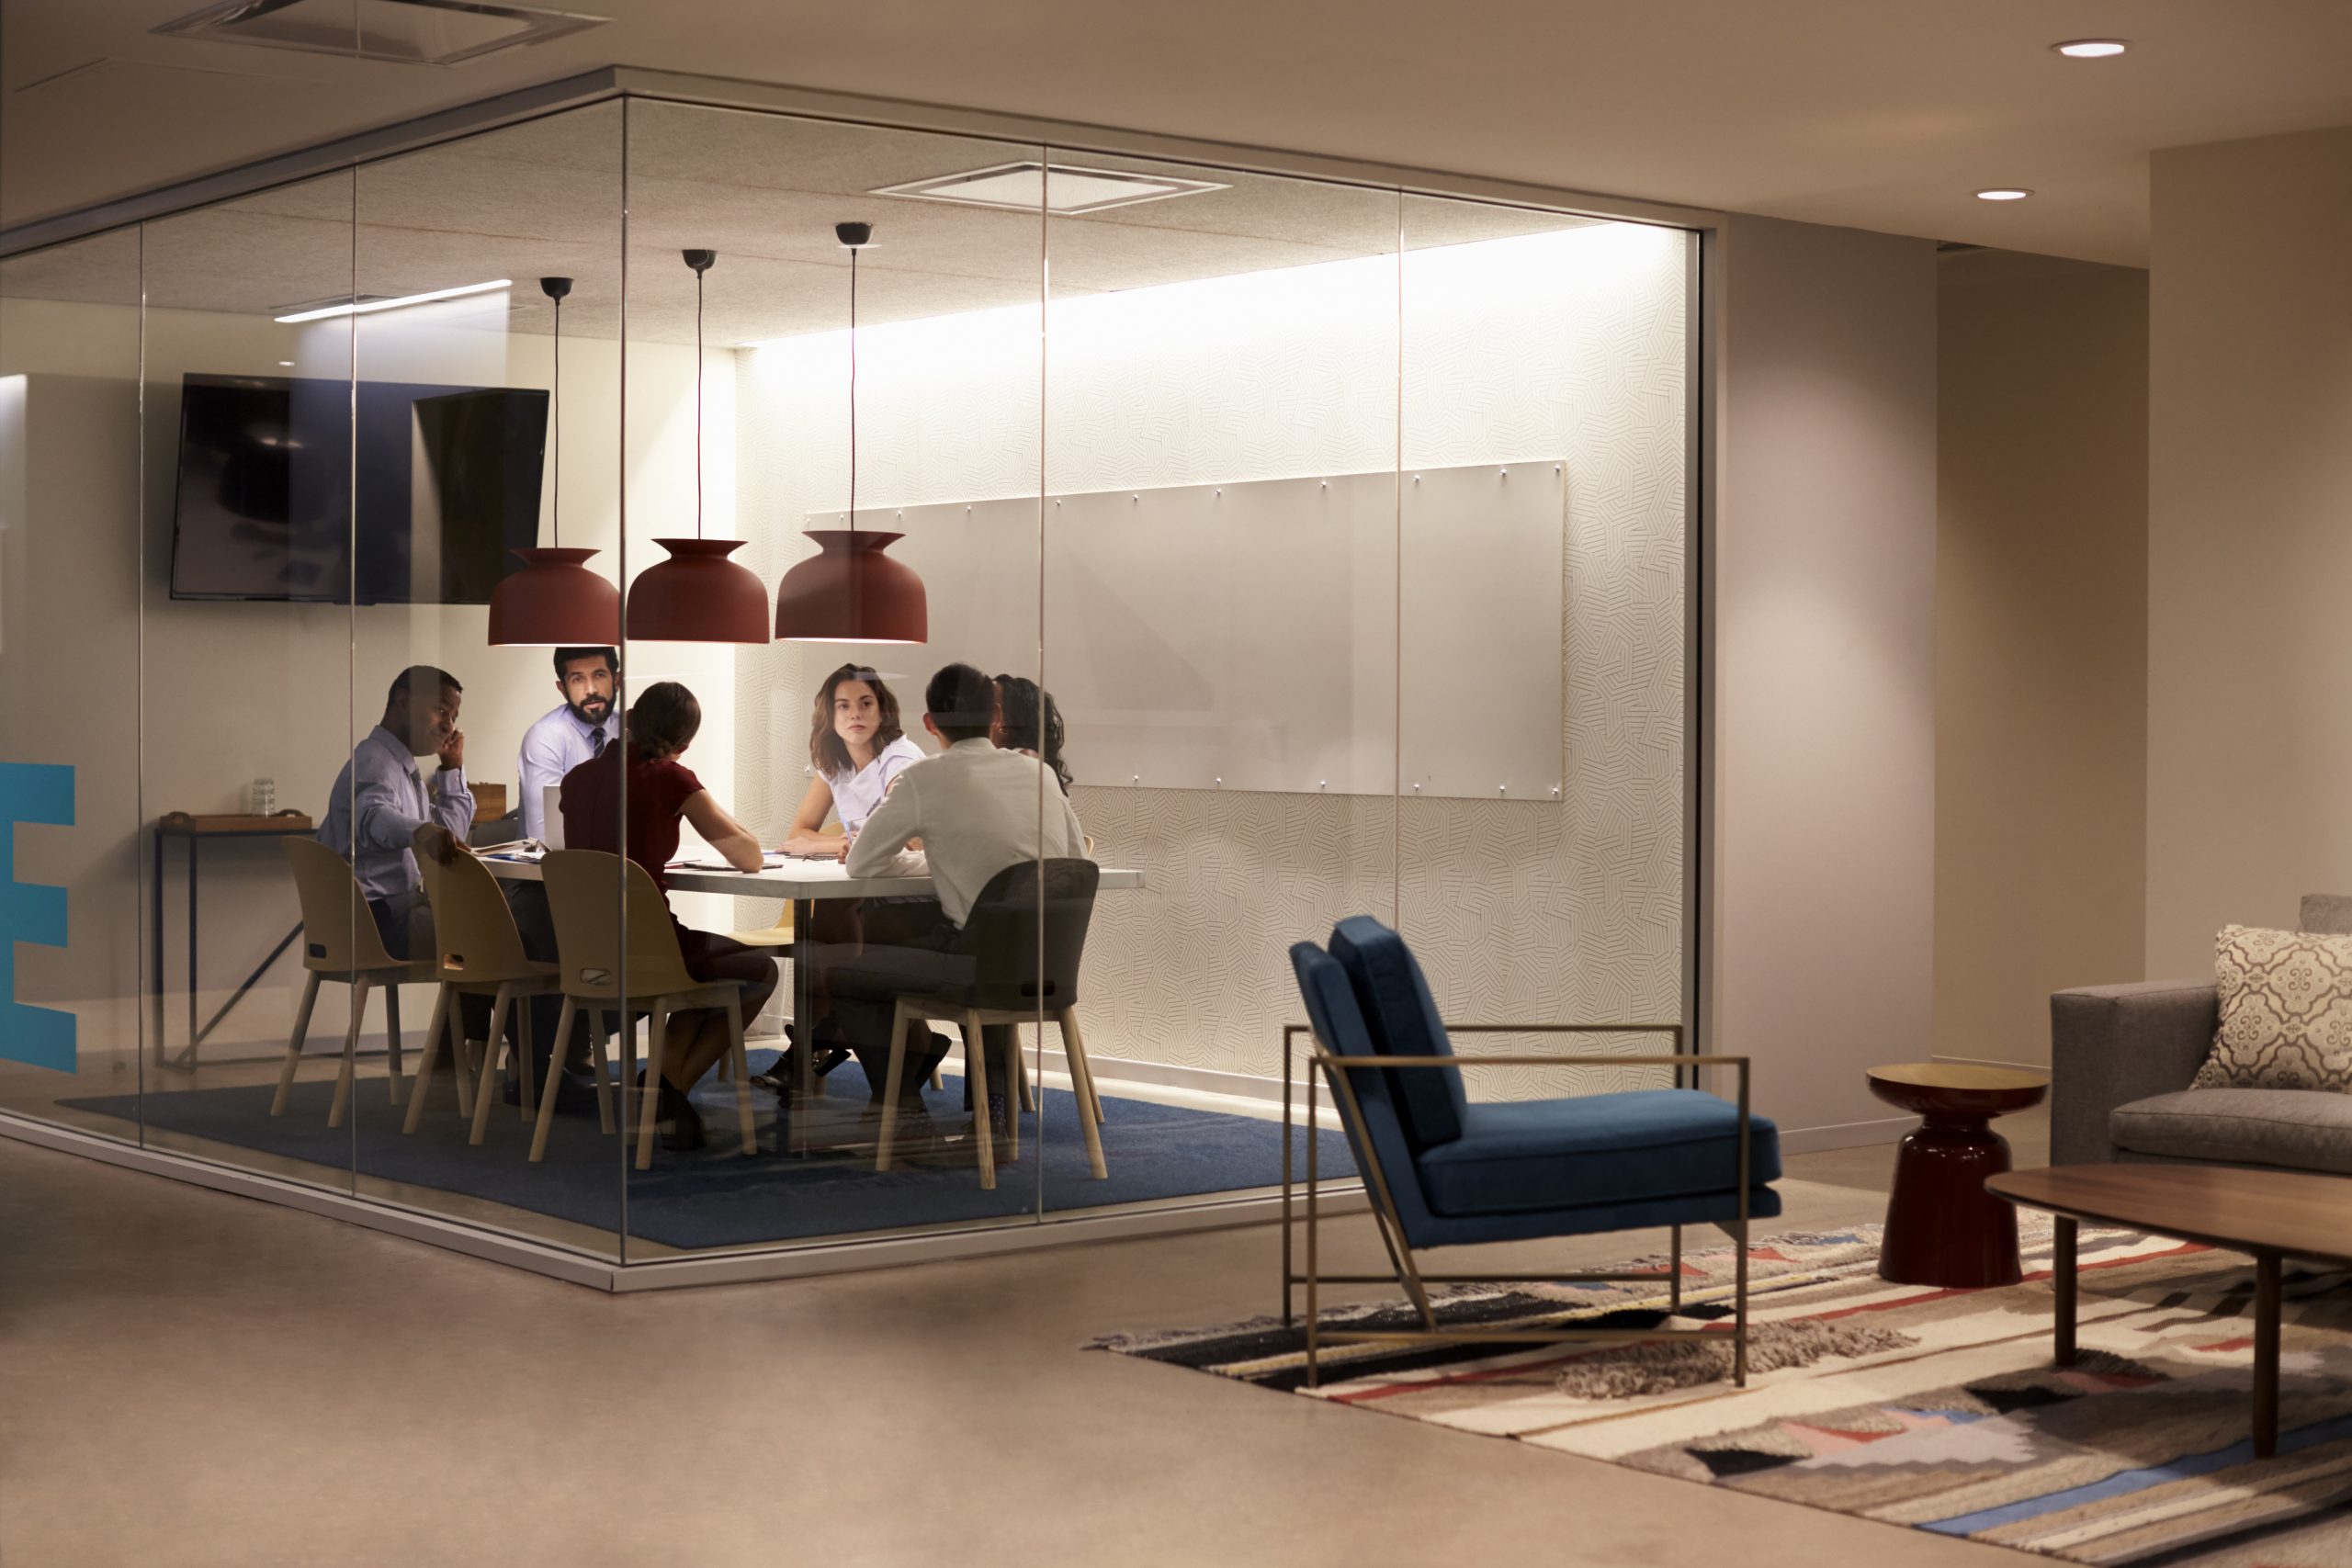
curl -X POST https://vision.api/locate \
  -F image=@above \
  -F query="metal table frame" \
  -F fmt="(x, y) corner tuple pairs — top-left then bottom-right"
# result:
(150, 819), (313, 1073)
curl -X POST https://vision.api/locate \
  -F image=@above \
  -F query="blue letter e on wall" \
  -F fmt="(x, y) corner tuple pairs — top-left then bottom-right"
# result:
(0, 762), (74, 1072)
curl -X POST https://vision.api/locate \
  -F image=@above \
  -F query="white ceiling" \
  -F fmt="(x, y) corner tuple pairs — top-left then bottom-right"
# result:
(7, 0), (2352, 267)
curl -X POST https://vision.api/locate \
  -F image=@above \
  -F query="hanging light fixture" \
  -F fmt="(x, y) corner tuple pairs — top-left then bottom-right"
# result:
(626, 249), (772, 644)
(775, 220), (929, 644)
(487, 276), (621, 646)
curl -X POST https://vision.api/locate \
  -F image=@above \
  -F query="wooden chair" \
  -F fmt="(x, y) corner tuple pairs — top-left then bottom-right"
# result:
(271, 838), (436, 1127)
(540, 850), (756, 1169)
(404, 834), (585, 1154)
(868, 859), (1108, 1190)
(727, 905), (794, 952)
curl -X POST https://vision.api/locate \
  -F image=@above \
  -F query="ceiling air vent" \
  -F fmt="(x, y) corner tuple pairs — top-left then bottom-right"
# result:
(153, 0), (606, 67)
(872, 162), (1229, 216)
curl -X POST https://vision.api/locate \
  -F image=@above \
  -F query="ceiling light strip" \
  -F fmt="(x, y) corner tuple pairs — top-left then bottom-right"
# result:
(273, 278), (512, 323)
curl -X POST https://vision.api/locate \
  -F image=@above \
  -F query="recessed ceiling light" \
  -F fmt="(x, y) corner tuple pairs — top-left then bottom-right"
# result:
(272, 279), (512, 323)
(1974, 188), (2033, 201)
(2052, 39), (2129, 58)
(153, 0), (605, 67)
(872, 161), (1228, 216)
(277, 360), (295, 367)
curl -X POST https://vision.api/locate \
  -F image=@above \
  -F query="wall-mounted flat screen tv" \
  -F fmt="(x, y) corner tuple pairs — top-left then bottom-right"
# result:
(168, 373), (548, 604)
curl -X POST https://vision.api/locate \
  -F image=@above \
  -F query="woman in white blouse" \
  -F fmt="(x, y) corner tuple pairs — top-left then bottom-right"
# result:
(782, 663), (927, 856)
(762, 664), (930, 1100)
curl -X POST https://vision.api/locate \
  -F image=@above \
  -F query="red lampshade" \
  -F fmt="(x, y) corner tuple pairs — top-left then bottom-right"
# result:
(773, 529), (928, 644)
(626, 538), (771, 643)
(487, 547), (620, 647)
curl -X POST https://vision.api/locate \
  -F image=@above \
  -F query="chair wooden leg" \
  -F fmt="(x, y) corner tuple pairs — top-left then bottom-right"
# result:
(1058, 1010), (1106, 1179)
(635, 1001), (670, 1171)
(385, 982), (405, 1107)
(270, 971), (322, 1117)
(965, 1007), (996, 1190)
(727, 993), (754, 1157)
(530, 996), (579, 1163)
(329, 976), (369, 1129)
(468, 987), (514, 1146)
(1012, 1026), (1035, 1114)
(402, 986), (453, 1134)
(447, 990), (475, 1119)
(585, 1006), (616, 1134)
(992, 1021), (1021, 1162)
(514, 988), (537, 1120)
(876, 998), (913, 1171)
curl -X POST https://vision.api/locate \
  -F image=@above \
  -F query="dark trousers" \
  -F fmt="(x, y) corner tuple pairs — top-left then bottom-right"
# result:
(826, 897), (1011, 1103)
(368, 886), (571, 1077)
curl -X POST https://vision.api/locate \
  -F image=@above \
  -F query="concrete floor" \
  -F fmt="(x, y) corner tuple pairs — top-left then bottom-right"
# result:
(0, 1109), (2051, 1568)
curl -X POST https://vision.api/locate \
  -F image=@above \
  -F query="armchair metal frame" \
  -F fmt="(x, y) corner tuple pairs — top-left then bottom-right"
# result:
(1281, 1022), (1755, 1389)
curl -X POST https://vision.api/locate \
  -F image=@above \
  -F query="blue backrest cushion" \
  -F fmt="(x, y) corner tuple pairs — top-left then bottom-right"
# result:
(1289, 941), (1436, 1237)
(1327, 916), (1468, 1148)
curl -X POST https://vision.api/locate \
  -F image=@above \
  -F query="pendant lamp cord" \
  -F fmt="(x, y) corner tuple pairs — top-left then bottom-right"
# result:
(551, 291), (560, 547)
(848, 245), (857, 536)
(695, 262), (705, 540)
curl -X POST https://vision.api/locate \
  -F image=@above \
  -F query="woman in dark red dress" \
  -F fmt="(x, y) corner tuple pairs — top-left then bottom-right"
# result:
(560, 682), (777, 1151)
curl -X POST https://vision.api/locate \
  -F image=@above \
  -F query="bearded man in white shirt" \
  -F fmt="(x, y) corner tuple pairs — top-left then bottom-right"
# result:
(836, 662), (1088, 1128)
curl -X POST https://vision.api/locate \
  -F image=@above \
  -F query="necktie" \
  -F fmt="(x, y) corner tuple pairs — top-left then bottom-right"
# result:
(591, 726), (608, 760)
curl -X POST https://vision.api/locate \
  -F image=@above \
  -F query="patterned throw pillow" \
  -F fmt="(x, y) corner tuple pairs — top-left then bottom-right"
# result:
(2195, 924), (2352, 1091)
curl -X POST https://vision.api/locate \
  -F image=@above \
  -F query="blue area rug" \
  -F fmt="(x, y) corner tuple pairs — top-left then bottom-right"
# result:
(62, 1049), (1353, 1252)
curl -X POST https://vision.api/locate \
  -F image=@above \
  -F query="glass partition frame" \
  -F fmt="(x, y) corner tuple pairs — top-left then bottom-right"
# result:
(0, 88), (1701, 1277)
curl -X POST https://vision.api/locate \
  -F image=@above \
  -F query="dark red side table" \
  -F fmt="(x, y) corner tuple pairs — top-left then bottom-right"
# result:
(1867, 1062), (2050, 1287)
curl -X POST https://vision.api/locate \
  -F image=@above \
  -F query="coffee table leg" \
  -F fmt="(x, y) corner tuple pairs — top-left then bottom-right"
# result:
(2255, 1250), (2280, 1460)
(2053, 1216), (2077, 1365)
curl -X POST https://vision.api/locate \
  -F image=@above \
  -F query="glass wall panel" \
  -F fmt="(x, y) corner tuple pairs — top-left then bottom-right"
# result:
(1396, 195), (1694, 1098)
(0, 230), (145, 1142)
(348, 102), (626, 1258)
(624, 102), (1048, 1256)
(1040, 154), (1401, 1220)
(134, 174), (359, 1192)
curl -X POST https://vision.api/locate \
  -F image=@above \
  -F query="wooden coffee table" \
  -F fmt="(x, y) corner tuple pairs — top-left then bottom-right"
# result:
(1989, 1164), (2352, 1459)
(1867, 1062), (2049, 1287)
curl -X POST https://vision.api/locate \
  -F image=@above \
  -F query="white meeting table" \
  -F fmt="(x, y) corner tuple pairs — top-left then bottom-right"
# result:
(484, 853), (1144, 1145)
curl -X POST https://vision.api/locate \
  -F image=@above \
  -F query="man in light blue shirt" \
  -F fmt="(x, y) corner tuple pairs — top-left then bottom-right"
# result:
(319, 664), (474, 961)
(516, 645), (619, 843)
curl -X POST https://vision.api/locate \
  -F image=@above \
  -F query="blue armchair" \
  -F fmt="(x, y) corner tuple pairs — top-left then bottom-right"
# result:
(1284, 917), (1781, 1386)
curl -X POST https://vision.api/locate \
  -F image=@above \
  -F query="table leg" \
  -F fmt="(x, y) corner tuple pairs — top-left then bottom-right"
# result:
(2255, 1250), (2281, 1460)
(790, 897), (812, 1156)
(186, 837), (198, 1064)
(150, 830), (164, 1072)
(2053, 1216), (2077, 1365)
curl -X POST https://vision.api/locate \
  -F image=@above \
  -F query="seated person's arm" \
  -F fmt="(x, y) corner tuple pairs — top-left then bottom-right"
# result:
(428, 730), (473, 836)
(780, 776), (840, 855)
(681, 790), (765, 873)
(843, 775), (922, 879)
(354, 766), (429, 857)
(412, 823), (473, 867)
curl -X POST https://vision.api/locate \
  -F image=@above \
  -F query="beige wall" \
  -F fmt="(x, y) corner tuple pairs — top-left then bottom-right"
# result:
(1713, 214), (1939, 1148)
(1934, 252), (2148, 1066)
(2147, 126), (2352, 978)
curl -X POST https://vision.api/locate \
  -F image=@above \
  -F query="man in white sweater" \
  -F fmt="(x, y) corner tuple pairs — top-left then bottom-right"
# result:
(837, 662), (1087, 1120)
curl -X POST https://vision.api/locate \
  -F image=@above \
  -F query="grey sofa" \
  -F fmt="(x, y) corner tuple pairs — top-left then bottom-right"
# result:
(2052, 893), (2352, 1171)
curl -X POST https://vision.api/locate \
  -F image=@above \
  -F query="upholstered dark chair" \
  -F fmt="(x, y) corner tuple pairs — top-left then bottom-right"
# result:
(1285, 916), (1781, 1386)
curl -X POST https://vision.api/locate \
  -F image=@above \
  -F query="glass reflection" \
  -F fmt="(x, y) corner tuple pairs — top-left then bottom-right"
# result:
(0, 229), (144, 1145)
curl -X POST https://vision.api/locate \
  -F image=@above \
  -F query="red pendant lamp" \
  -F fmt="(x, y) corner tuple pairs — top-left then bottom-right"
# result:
(774, 221), (928, 645)
(627, 249), (772, 644)
(487, 276), (621, 646)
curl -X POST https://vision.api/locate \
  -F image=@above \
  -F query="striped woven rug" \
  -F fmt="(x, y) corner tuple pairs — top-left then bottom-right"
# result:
(1091, 1224), (2352, 1565)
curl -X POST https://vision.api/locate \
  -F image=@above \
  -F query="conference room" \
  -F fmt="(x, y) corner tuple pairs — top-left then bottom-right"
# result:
(0, 92), (1693, 1279)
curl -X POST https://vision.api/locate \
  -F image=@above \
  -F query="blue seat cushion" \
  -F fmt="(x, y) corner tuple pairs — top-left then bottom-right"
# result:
(1328, 916), (1468, 1148)
(1415, 1089), (1781, 1217)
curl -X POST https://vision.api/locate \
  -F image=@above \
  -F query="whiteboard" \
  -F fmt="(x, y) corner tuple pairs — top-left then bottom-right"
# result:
(810, 459), (1564, 799)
